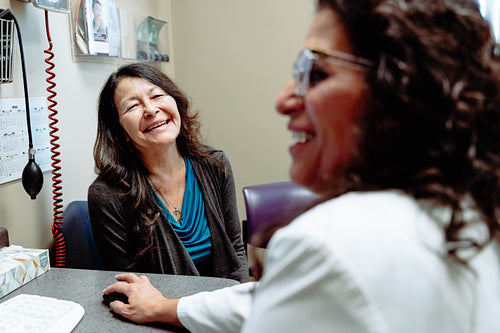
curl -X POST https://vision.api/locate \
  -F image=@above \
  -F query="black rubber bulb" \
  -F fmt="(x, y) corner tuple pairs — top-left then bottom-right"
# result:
(22, 149), (43, 199)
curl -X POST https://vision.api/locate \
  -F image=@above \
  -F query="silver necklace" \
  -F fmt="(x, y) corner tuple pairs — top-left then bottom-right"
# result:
(151, 181), (182, 217)
(172, 205), (181, 216)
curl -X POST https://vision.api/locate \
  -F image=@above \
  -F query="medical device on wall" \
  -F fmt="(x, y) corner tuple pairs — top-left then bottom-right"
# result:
(1, 1), (68, 201)
(0, 9), (44, 199)
(5, 0), (70, 266)
(0, 17), (14, 83)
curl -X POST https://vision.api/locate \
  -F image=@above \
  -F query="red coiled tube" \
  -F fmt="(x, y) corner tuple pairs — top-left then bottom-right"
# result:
(44, 10), (65, 267)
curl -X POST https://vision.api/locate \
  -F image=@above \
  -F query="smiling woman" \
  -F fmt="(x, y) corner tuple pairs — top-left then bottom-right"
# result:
(87, 63), (249, 283)
(114, 77), (182, 155)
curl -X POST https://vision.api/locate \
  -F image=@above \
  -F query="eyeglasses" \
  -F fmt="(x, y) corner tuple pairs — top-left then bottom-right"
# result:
(292, 48), (374, 96)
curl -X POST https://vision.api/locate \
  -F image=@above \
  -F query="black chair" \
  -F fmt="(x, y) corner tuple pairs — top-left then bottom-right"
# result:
(242, 181), (320, 251)
(61, 201), (101, 269)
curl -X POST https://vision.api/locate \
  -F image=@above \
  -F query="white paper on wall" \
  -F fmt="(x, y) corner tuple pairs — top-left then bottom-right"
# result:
(0, 97), (51, 185)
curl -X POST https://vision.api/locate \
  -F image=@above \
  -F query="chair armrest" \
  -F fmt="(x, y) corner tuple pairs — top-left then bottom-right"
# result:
(0, 227), (9, 248)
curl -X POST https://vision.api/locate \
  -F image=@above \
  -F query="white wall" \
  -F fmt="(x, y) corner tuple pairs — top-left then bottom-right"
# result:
(0, 0), (314, 249)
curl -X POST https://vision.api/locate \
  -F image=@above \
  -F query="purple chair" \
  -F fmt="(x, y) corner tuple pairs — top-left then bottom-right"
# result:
(0, 227), (9, 248)
(242, 181), (321, 251)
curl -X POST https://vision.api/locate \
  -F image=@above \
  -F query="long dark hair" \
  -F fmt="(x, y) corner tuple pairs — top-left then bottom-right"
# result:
(317, 0), (500, 261)
(93, 63), (219, 267)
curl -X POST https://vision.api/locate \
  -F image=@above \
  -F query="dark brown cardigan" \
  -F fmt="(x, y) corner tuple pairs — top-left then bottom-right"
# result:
(87, 150), (249, 283)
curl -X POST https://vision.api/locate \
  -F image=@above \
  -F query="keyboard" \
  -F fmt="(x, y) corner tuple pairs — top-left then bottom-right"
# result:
(0, 294), (84, 333)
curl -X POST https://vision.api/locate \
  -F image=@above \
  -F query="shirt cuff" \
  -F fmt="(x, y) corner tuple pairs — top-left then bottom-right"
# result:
(177, 282), (257, 333)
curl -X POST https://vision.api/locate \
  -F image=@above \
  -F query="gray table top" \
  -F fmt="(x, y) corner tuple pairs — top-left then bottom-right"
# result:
(1, 267), (239, 332)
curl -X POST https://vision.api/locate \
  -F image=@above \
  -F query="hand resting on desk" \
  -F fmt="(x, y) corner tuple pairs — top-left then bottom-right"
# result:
(103, 273), (183, 327)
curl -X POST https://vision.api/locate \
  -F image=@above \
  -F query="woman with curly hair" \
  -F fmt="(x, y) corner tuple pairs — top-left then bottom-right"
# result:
(103, 1), (500, 331)
(88, 63), (248, 283)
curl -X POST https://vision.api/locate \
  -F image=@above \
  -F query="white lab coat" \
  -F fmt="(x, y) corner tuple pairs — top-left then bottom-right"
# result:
(178, 191), (500, 333)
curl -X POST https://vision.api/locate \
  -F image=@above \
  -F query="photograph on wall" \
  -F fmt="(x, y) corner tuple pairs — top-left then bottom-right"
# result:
(75, 0), (120, 56)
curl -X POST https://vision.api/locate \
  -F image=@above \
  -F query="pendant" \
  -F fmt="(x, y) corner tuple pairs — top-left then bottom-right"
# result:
(173, 206), (181, 216)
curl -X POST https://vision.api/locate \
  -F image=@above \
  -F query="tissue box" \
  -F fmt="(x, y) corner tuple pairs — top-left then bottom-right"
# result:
(0, 245), (50, 298)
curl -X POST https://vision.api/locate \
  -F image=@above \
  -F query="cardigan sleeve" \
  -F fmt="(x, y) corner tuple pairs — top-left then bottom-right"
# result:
(87, 179), (133, 271)
(217, 152), (249, 281)
(192, 149), (249, 282)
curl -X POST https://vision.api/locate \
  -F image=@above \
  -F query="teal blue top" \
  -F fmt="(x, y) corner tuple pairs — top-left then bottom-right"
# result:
(152, 157), (212, 264)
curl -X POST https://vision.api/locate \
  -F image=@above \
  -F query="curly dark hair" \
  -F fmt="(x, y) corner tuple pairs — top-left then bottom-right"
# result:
(93, 63), (219, 266)
(317, 0), (500, 261)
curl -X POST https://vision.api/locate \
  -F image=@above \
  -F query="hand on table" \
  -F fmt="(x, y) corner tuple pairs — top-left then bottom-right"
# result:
(103, 273), (182, 326)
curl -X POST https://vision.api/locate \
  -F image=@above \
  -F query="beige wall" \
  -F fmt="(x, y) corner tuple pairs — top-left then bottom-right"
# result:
(0, 0), (314, 249)
(170, 0), (315, 216)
